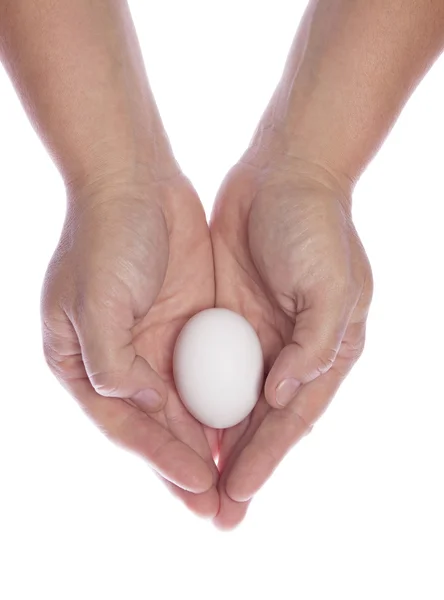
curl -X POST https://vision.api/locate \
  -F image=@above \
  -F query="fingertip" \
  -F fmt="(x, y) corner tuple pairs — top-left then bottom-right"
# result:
(225, 479), (252, 504)
(131, 387), (166, 413)
(212, 492), (250, 530)
(191, 487), (220, 519)
(264, 346), (303, 409)
(225, 459), (259, 502)
(148, 437), (216, 495)
(274, 377), (302, 408)
(162, 477), (220, 519)
(212, 515), (242, 531)
(211, 465), (251, 529)
(187, 464), (215, 495)
(265, 337), (337, 409)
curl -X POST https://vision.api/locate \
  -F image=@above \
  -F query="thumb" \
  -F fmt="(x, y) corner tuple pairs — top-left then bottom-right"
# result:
(72, 300), (167, 413)
(264, 290), (351, 409)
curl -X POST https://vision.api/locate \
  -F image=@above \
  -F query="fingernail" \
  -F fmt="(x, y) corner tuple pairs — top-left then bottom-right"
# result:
(132, 388), (163, 412)
(276, 378), (301, 407)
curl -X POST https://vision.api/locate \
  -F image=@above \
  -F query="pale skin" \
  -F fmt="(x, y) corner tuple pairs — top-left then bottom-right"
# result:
(1, 0), (443, 529)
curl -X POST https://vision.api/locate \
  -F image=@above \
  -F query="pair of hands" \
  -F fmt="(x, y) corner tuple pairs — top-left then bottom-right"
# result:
(42, 145), (372, 529)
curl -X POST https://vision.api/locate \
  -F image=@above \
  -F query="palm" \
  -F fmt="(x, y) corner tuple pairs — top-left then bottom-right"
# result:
(43, 177), (219, 518)
(131, 182), (220, 514)
(210, 161), (370, 527)
(210, 163), (294, 525)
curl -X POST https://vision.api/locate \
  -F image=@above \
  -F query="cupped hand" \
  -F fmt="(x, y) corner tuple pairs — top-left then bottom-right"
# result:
(42, 173), (219, 518)
(210, 154), (373, 528)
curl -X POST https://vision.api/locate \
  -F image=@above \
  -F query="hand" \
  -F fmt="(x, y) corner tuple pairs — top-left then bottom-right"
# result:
(42, 173), (219, 518)
(210, 154), (373, 528)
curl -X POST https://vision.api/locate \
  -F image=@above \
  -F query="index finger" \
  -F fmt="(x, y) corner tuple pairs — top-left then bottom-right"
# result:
(69, 377), (215, 494)
(224, 365), (344, 503)
(224, 317), (367, 501)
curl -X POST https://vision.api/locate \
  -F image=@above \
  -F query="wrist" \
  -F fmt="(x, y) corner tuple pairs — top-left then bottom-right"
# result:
(65, 160), (182, 219)
(250, 84), (368, 183)
(63, 128), (180, 194)
(244, 113), (354, 209)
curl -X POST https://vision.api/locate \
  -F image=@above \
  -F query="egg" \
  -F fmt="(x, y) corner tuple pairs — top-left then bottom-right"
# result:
(173, 308), (264, 429)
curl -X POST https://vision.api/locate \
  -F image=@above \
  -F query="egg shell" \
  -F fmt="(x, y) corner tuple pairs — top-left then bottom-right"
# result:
(173, 308), (264, 429)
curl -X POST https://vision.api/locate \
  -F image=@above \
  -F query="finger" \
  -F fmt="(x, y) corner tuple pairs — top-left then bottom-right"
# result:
(158, 475), (220, 519)
(43, 310), (215, 494)
(162, 420), (220, 517)
(214, 428), (255, 530)
(213, 486), (251, 530)
(164, 406), (219, 473)
(214, 452), (252, 530)
(70, 377), (214, 494)
(154, 406), (220, 518)
(69, 298), (167, 412)
(226, 318), (367, 501)
(226, 366), (344, 502)
(265, 289), (353, 409)
(212, 401), (268, 529)
(217, 417), (251, 473)
(161, 391), (220, 480)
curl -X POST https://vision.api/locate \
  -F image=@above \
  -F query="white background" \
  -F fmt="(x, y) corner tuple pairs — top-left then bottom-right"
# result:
(1, 1), (443, 598)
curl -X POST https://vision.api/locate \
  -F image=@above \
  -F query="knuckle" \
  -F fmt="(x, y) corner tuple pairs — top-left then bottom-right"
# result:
(41, 316), (75, 380)
(314, 347), (337, 375)
(320, 275), (349, 301)
(356, 268), (373, 306)
(352, 250), (374, 308)
(42, 340), (61, 374)
(89, 370), (126, 397)
(42, 339), (83, 382)
(362, 267), (374, 305)
(257, 442), (281, 467)
(285, 404), (313, 436)
(71, 289), (99, 324)
(342, 335), (366, 363)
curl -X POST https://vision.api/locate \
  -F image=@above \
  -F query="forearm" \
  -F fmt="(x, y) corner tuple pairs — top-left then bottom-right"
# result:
(255, 0), (444, 184)
(0, 0), (175, 190)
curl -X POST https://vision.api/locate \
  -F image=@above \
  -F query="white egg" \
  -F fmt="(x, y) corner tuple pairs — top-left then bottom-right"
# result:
(173, 308), (264, 429)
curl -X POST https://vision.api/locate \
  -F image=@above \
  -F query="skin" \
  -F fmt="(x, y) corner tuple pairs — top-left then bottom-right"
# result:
(43, 175), (220, 516)
(210, 151), (372, 527)
(1, 0), (444, 529)
(211, 0), (444, 528)
(0, 0), (220, 517)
